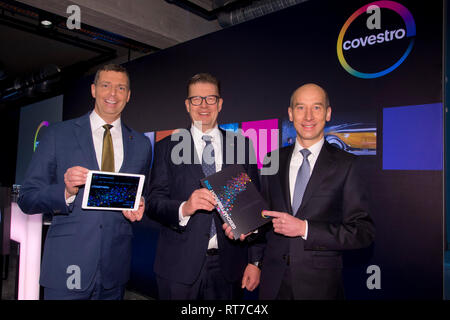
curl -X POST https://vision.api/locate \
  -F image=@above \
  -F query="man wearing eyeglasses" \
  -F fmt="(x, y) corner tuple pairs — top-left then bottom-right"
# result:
(148, 73), (262, 300)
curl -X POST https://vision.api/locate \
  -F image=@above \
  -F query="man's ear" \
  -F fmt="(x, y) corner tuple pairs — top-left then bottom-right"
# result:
(326, 106), (332, 122)
(91, 83), (96, 98)
(185, 99), (190, 113)
(217, 98), (223, 113)
(288, 107), (293, 122)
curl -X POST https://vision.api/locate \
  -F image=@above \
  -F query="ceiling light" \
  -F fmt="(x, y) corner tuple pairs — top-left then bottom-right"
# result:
(40, 20), (52, 27)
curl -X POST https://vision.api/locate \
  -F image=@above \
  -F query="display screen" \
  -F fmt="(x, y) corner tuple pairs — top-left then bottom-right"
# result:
(87, 173), (140, 209)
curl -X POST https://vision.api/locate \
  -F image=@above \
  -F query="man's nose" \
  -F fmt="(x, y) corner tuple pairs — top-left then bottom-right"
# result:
(200, 98), (209, 107)
(305, 108), (313, 120)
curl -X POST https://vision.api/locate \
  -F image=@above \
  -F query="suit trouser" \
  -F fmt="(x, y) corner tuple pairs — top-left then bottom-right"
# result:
(157, 253), (242, 300)
(275, 260), (345, 300)
(276, 265), (294, 300)
(43, 265), (125, 300)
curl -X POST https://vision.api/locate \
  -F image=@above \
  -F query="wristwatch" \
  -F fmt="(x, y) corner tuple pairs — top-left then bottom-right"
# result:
(251, 261), (261, 269)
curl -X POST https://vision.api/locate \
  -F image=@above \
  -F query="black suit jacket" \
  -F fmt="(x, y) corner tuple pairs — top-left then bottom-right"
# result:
(148, 128), (262, 285)
(259, 141), (375, 299)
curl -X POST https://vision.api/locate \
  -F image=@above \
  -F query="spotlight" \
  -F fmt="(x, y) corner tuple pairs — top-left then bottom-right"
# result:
(40, 20), (52, 27)
(39, 12), (54, 29)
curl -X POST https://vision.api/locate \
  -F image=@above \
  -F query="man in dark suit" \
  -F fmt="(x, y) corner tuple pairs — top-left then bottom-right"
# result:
(148, 73), (262, 300)
(226, 83), (375, 299)
(18, 64), (152, 300)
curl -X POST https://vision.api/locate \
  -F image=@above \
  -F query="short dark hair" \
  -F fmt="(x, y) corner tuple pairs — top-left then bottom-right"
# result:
(187, 73), (221, 97)
(94, 64), (130, 89)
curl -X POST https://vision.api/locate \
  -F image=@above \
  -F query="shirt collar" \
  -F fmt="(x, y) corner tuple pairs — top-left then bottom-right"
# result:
(190, 124), (221, 143)
(293, 137), (324, 159)
(90, 110), (121, 131)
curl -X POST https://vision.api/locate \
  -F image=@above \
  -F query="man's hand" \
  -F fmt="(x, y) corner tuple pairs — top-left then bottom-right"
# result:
(222, 223), (251, 241)
(241, 263), (260, 291)
(182, 188), (217, 217)
(263, 210), (306, 237)
(123, 197), (145, 222)
(64, 166), (89, 199)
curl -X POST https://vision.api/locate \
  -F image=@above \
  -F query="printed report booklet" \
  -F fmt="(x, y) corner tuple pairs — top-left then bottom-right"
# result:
(201, 164), (271, 239)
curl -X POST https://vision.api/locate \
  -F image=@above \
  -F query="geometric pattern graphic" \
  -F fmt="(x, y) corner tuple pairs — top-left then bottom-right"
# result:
(215, 172), (251, 215)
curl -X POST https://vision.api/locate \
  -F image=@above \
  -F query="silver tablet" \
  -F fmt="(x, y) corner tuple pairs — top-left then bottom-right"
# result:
(82, 170), (145, 211)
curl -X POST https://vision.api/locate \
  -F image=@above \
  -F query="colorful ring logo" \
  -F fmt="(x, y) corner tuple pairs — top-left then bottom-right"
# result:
(261, 211), (269, 219)
(337, 1), (416, 79)
(33, 121), (49, 152)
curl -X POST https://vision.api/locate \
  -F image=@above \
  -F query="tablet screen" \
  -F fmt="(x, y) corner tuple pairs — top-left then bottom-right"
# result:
(86, 172), (141, 209)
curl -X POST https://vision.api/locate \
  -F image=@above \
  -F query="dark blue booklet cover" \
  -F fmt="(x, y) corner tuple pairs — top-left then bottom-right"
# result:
(201, 164), (271, 239)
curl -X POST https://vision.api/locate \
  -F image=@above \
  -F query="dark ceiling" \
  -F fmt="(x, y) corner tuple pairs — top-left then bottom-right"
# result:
(0, 0), (158, 109)
(0, 0), (303, 109)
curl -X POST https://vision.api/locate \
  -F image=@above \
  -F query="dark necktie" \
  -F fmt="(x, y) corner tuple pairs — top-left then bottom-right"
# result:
(292, 148), (311, 215)
(201, 135), (217, 238)
(101, 124), (115, 172)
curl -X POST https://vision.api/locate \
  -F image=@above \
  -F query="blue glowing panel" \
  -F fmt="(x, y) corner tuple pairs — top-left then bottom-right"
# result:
(383, 103), (443, 170)
(219, 122), (239, 132)
(281, 118), (296, 147)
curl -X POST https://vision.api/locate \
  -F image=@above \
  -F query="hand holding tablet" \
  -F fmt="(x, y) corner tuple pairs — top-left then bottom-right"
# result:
(82, 170), (145, 211)
(122, 196), (145, 222)
(64, 166), (89, 199)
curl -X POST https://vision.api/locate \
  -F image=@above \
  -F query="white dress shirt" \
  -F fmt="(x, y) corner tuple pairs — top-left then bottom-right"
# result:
(289, 138), (324, 239)
(90, 110), (124, 172)
(179, 124), (223, 249)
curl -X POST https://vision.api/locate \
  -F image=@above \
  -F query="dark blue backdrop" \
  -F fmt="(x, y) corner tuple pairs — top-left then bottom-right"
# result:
(63, 0), (444, 299)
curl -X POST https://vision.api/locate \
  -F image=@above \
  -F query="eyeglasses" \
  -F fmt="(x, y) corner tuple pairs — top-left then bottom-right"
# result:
(187, 95), (220, 106)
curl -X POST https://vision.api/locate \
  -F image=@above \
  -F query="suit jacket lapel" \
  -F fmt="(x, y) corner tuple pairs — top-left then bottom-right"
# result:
(187, 129), (205, 182)
(74, 113), (99, 170)
(280, 145), (295, 214)
(220, 128), (232, 170)
(296, 141), (336, 215)
(120, 123), (133, 172)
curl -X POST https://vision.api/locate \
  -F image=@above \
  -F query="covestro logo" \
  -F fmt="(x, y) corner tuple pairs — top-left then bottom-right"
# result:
(337, 1), (416, 79)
